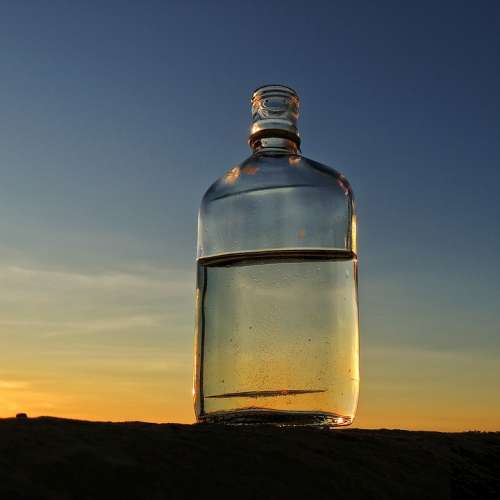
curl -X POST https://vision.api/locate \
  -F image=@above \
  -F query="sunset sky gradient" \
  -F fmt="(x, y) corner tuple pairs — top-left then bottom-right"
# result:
(0, 1), (499, 430)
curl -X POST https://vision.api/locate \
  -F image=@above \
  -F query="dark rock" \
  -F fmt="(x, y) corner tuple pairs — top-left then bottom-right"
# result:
(0, 416), (498, 499)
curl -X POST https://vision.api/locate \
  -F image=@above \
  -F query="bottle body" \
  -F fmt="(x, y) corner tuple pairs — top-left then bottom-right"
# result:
(194, 151), (359, 426)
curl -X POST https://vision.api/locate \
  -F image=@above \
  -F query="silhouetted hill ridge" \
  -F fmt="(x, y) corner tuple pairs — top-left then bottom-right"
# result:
(0, 417), (498, 499)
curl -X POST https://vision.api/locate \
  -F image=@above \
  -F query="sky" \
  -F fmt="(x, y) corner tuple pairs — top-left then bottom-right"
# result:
(0, 1), (499, 430)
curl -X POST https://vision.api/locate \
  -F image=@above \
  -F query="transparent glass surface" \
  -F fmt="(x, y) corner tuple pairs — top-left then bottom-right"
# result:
(194, 150), (359, 426)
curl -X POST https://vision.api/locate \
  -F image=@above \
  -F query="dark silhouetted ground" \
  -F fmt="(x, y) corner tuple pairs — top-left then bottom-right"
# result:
(0, 417), (498, 499)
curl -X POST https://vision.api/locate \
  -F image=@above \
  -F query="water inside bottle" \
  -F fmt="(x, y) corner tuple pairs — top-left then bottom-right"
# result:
(195, 249), (359, 426)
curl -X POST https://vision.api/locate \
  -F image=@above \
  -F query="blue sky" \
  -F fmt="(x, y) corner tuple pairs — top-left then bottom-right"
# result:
(0, 1), (499, 428)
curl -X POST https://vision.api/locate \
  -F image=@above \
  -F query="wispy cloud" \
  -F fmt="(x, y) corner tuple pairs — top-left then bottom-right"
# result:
(0, 314), (170, 337)
(0, 379), (30, 390)
(0, 381), (62, 414)
(0, 264), (193, 294)
(0, 262), (195, 337)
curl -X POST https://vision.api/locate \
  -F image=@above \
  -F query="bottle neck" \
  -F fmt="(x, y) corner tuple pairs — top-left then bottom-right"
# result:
(251, 136), (300, 155)
(248, 85), (301, 156)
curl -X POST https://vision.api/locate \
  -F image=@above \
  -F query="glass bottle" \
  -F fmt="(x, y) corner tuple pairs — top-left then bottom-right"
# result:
(194, 85), (359, 426)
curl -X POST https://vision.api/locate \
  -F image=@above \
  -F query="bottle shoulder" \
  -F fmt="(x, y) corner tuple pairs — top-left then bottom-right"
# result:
(202, 153), (353, 205)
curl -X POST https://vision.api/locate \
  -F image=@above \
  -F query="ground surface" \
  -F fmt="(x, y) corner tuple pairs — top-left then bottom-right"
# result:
(0, 417), (498, 499)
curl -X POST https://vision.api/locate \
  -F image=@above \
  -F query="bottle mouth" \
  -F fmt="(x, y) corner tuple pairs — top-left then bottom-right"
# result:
(252, 84), (298, 99)
(249, 84), (300, 148)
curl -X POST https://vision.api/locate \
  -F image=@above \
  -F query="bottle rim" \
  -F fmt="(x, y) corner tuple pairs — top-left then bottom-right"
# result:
(251, 84), (298, 100)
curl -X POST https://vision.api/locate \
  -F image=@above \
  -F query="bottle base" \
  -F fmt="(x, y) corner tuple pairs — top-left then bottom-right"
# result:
(197, 408), (352, 427)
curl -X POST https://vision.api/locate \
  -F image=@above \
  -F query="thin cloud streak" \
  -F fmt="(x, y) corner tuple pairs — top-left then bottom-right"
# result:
(0, 380), (30, 390)
(0, 261), (194, 338)
(0, 264), (193, 294)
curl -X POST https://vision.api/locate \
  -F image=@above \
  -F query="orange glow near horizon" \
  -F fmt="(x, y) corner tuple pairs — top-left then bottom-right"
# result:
(1, 343), (499, 431)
